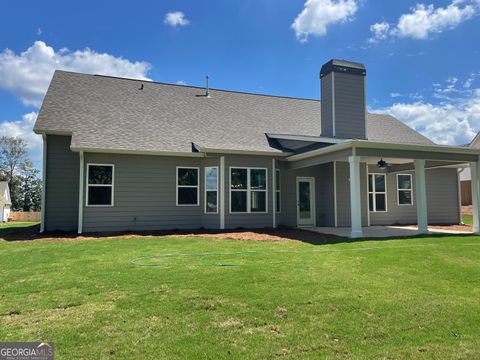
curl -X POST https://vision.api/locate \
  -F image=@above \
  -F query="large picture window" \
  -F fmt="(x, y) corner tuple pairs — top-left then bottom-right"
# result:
(87, 164), (114, 206)
(368, 173), (387, 212)
(177, 167), (199, 206)
(397, 174), (413, 205)
(230, 167), (267, 213)
(275, 169), (281, 213)
(205, 167), (218, 213)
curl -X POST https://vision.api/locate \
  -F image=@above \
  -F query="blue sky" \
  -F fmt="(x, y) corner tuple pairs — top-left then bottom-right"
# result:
(1, 0), (480, 167)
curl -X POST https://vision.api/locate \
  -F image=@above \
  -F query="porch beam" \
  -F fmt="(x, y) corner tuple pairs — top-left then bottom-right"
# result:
(471, 160), (480, 233)
(349, 155), (363, 238)
(356, 148), (477, 163)
(386, 161), (465, 174)
(414, 159), (428, 233)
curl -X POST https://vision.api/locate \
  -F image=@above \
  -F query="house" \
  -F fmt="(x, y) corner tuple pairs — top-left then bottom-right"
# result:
(459, 131), (480, 205)
(0, 182), (11, 222)
(33, 59), (480, 237)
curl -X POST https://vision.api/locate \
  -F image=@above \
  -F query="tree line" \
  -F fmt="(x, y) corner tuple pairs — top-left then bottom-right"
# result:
(0, 136), (41, 211)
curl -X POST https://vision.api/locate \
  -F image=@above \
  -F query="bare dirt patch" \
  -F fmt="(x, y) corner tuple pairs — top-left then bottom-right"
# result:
(429, 224), (472, 232)
(462, 205), (472, 215)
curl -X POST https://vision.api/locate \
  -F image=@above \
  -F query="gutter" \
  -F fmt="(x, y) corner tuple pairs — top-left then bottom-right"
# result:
(70, 147), (206, 158)
(194, 146), (290, 157)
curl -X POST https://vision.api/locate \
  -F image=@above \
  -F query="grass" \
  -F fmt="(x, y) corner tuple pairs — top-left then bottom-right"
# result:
(0, 221), (38, 231)
(462, 214), (473, 225)
(1, 228), (480, 358)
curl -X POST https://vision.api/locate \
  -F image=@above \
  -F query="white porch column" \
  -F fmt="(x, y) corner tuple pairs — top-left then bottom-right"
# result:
(78, 151), (84, 234)
(220, 155), (225, 230)
(272, 158), (276, 228)
(348, 156), (363, 238)
(470, 160), (480, 233)
(414, 159), (428, 233)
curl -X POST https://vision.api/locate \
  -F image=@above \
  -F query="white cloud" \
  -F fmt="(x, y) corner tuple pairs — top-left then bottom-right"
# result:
(0, 112), (42, 164)
(0, 41), (151, 107)
(464, 73), (475, 88)
(37, 28), (42, 35)
(291, 0), (358, 42)
(368, 21), (390, 43)
(390, 92), (402, 98)
(164, 11), (190, 27)
(375, 77), (480, 145)
(369, 0), (480, 42)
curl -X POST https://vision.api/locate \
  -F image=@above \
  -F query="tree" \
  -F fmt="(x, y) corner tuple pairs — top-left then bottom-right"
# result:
(0, 136), (28, 184)
(19, 161), (42, 211)
(0, 136), (41, 211)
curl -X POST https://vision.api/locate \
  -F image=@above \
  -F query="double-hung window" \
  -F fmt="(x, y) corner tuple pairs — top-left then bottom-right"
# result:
(176, 167), (199, 206)
(87, 164), (114, 206)
(230, 167), (267, 213)
(205, 167), (218, 213)
(397, 174), (413, 205)
(368, 173), (387, 212)
(275, 169), (281, 213)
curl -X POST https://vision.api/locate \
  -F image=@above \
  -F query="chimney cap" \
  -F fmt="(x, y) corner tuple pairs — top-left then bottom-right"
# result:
(320, 59), (366, 78)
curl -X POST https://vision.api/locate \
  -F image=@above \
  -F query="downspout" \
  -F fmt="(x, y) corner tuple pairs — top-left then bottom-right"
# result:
(40, 133), (47, 233)
(458, 167), (464, 224)
(78, 151), (84, 234)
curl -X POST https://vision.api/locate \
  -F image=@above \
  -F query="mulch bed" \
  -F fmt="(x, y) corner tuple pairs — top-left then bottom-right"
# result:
(0, 224), (344, 244)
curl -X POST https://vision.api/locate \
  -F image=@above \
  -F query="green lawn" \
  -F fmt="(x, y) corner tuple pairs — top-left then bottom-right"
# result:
(463, 214), (473, 225)
(1, 231), (480, 359)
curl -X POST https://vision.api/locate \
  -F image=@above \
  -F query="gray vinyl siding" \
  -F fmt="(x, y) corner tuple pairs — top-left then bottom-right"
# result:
(224, 155), (274, 229)
(426, 168), (460, 224)
(320, 73), (333, 137)
(367, 166), (460, 225)
(335, 161), (368, 227)
(82, 153), (219, 232)
(45, 135), (79, 231)
(332, 72), (366, 140)
(278, 162), (335, 227)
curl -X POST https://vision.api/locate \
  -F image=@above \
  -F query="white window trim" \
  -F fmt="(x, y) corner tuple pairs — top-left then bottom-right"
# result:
(204, 166), (219, 214)
(229, 167), (268, 214)
(396, 173), (414, 206)
(86, 163), (115, 207)
(368, 173), (387, 213)
(176, 166), (200, 206)
(275, 168), (281, 213)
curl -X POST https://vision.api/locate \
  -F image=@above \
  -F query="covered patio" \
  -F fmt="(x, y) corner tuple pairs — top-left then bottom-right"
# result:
(283, 139), (480, 238)
(307, 225), (472, 238)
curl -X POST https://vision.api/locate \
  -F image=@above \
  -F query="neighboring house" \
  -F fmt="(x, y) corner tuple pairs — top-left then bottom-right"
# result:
(33, 59), (480, 237)
(0, 182), (11, 222)
(459, 131), (480, 205)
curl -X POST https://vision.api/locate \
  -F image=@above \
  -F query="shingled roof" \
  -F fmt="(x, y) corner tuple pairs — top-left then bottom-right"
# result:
(469, 132), (480, 149)
(34, 70), (434, 154)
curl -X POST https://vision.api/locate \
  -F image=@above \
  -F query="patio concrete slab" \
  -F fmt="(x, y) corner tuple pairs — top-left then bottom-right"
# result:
(306, 226), (472, 238)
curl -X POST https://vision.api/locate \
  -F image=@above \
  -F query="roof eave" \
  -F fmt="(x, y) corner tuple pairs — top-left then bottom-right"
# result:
(287, 140), (480, 162)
